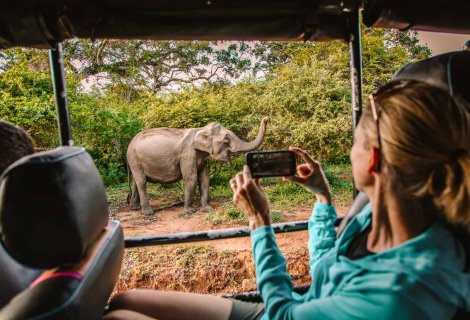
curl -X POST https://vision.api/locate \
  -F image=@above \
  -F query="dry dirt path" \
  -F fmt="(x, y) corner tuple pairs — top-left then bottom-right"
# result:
(113, 200), (347, 295)
(115, 199), (347, 251)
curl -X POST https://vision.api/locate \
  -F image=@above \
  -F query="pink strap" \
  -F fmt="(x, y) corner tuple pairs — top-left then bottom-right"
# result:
(30, 271), (83, 287)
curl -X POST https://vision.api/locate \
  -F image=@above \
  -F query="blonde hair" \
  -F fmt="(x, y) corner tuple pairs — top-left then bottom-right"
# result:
(360, 81), (470, 229)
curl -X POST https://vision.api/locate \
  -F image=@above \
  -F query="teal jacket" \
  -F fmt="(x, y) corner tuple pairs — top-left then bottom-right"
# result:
(251, 202), (470, 320)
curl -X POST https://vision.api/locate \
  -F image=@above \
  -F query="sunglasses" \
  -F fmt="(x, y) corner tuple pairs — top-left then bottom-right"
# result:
(368, 80), (414, 173)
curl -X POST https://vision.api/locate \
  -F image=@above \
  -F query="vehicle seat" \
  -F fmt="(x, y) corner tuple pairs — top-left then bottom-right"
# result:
(0, 243), (42, 308)
(0, 146), (124, 320)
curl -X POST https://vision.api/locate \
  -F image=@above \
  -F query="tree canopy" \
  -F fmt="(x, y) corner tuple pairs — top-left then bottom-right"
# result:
(63, 40), (254, 96)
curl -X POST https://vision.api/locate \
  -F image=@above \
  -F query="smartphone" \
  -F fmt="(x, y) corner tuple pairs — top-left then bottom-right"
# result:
(246, 151), (296, 178)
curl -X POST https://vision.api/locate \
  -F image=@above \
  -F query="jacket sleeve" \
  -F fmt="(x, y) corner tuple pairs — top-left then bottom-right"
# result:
(251, 227), (427, 320)
(308, 202), (337, 277)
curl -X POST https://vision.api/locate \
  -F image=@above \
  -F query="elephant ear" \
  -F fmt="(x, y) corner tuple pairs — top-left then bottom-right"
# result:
(194, 129), (213, 154)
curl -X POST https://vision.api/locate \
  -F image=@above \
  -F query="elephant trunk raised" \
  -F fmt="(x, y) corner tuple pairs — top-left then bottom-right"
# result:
(127, 116), (269, 215)
(229, 116), (269, 153)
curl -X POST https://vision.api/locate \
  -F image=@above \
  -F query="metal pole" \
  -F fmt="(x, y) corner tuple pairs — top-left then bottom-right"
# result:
(348, 8), (363, 198)
(49, 43), (73, 146)
(124, 218), (343, 248)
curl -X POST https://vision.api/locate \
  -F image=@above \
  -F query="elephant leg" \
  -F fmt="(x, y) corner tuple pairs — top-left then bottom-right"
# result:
(132, 169), (153, 215)
(198, 163), (212, 212)
(129, 180), (141, 210)
(182, 169), (197, 214)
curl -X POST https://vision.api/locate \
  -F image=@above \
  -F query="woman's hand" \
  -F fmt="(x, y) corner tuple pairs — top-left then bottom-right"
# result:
(230, 165), (271, 231)
(284, 147), (332, 205)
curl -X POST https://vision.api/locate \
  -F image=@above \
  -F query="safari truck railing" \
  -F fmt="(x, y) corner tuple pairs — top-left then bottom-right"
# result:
(124, 219), (343, 248)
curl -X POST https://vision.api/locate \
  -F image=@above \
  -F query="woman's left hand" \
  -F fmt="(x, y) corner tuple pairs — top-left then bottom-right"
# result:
(230, 165), (271, 231)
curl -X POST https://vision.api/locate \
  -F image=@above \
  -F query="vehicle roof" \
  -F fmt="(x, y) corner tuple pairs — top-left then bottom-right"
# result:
(0, 0), (469, 49)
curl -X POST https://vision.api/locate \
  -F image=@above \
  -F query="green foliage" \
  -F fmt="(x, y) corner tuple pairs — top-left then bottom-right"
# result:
(141, 49), (352, 162)
(70, 95), (143, 184)
(362, 29), (431, 91)
(0, 49), (59, 149)
(63, 40), (253, 94)
(323, 163), (354, 207)
(140, 29), (429, 164)
(1, 28), (430, 189)
(0, 48), (143, 184)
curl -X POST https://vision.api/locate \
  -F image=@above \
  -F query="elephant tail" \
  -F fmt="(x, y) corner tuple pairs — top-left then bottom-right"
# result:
(127, 163), (132, 204)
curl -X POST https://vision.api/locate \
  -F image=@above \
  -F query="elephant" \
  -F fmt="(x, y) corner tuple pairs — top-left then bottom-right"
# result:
(126, 117), (269, 215)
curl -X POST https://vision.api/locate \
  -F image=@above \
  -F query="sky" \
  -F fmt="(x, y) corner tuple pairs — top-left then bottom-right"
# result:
(418, 31), (470, 55)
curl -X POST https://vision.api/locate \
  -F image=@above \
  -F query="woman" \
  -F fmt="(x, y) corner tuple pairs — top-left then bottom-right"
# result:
(104, 80), (470, 320)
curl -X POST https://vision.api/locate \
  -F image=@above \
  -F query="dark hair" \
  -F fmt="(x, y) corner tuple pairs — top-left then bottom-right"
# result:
(0, 120), (35, 174)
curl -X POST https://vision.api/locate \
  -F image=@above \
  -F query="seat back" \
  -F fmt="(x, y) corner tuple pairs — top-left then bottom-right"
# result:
(393, 50), (470, 106)
(0, 248), (41, 308)
(337, 192), (369, 237)
(0, 147), (124, 320)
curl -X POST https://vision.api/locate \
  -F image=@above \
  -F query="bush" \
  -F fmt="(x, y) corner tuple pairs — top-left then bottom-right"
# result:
(141, 54), (353, 163)
(0, 49), (144, 184)
(70, 95), (143, 184)
(0, 50), (59, 149)
(1, 31), (429, 185)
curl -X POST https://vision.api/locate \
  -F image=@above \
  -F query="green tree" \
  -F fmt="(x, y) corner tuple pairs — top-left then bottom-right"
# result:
(142, 29), (431, 163)
(252, 29), (431, 90)
(0, 28), (431, 183)
(63, 40), (253, 95)
(0, 48), (143, 183)
(0, 48), (59, 149)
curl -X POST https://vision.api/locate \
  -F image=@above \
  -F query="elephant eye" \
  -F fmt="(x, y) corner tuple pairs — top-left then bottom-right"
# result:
(223, 139), (230, 144)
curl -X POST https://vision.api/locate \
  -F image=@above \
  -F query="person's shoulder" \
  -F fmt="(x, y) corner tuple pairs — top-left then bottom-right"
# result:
(414, 221), (465, 264)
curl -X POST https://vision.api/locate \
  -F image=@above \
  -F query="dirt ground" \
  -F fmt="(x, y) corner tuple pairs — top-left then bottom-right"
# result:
(113, 199), (347, 295)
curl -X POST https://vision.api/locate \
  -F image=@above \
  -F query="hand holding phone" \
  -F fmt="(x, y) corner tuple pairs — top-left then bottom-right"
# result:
(246, 150), (296, 178)
(284, 147), (332, 204)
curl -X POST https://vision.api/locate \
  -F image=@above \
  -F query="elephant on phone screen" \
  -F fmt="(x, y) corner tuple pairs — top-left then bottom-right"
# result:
(126, 117), (269, 215)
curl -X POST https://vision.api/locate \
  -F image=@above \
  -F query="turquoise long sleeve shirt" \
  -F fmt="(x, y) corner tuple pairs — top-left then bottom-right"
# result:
(251, 202), (470, 320)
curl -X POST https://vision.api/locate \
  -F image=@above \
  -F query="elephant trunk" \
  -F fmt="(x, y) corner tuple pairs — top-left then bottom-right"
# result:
(230, 117), (269, 153)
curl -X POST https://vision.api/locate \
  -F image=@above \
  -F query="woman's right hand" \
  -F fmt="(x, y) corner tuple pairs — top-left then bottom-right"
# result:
(284, 147), (332, 204)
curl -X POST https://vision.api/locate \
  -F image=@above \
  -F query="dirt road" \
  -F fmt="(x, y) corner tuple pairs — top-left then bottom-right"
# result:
(113, 200), (346, 295)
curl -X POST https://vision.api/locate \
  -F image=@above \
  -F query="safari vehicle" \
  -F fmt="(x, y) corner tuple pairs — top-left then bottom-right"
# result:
(0, 1), (469, 319)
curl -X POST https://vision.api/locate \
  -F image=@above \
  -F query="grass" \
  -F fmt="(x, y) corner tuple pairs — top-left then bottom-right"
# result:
(106, 156), (353, 223)
(106, 181), (184, 217)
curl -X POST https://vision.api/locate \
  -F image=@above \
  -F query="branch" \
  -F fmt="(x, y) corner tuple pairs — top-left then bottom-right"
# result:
(95, 40), (109, 66)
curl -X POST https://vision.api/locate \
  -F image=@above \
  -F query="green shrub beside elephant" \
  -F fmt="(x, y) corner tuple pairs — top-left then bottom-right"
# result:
(126, 117), (269, 214)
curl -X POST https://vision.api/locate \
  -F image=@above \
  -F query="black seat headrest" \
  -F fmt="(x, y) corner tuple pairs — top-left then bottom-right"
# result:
(0, 147), (109, 269)
(393, 51), (470, 104)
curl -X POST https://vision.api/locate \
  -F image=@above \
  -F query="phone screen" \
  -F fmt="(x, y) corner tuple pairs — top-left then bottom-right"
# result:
(246, 151), (296, 178)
